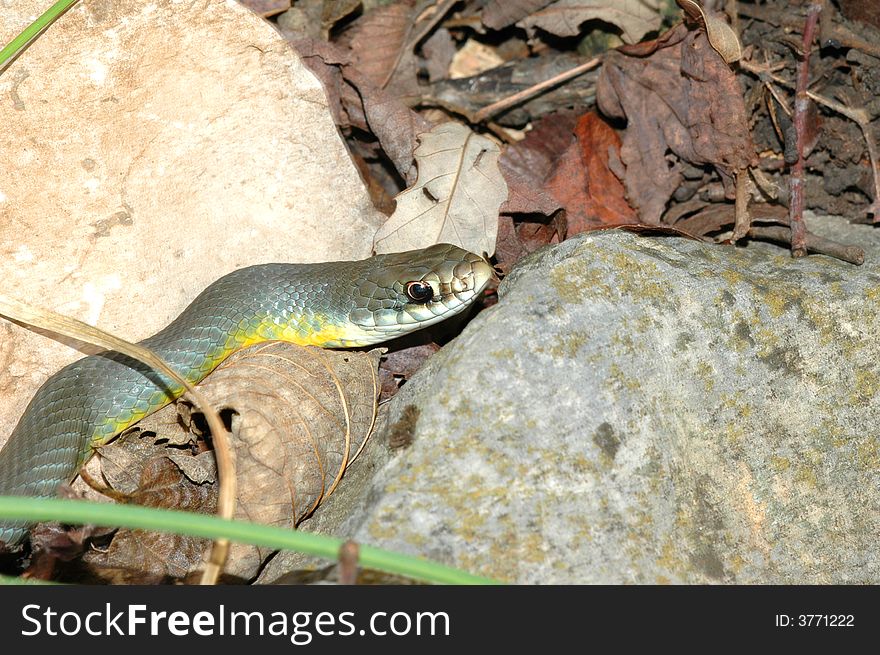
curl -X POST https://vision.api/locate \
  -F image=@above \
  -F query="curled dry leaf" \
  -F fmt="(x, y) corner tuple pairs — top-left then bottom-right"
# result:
(374, 122), (508, 256)
(238, 0), (290, 18)
(597, 23), (755, 224)
(179, 342), (382, 580)
(676, 0), (742, 64)
(518, 0), (664, 44)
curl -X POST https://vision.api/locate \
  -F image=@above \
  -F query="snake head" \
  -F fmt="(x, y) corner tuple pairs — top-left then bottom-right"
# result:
(346, 243), (495, 343)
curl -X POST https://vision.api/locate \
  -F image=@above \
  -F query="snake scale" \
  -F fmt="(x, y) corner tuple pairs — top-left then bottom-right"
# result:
(0, 243), (493, 548)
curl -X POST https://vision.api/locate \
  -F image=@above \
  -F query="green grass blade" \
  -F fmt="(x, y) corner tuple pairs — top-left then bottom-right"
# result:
(0, 0), (80, 72)
(0, 496), (499, 585)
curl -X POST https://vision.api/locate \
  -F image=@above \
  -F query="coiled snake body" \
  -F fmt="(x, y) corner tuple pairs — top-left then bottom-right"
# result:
(0, 244), (493, 548)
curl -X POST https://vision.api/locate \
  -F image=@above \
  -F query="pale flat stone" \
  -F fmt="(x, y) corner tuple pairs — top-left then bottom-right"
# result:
(0, 0), (383, 442)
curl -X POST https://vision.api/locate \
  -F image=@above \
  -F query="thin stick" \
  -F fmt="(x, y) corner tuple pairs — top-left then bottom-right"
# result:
(789, 3), (822, 257)
(473, 56), (602, 123)
(748, 225), (864, 265)
(732, 168), (751, 241)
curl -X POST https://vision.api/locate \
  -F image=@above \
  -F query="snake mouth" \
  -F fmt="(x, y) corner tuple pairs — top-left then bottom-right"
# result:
(348, 246), (495, 339)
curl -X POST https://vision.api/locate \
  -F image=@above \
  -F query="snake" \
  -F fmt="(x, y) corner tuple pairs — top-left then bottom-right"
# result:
(0, 243), (494, 548)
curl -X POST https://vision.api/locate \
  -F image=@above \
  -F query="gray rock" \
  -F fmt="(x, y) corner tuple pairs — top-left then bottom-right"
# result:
(334, 217), (880, 583)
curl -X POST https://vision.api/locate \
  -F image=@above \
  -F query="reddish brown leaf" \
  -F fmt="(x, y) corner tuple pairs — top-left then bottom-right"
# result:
(379, 343), (440, 399)
(500, 109), (579, 183)
(499, 166), (561, 216)
(495, 216), (531, 272)
(495, 214), (564, 273)
(546, 112), (639, 234)
(499, 110), (579, 216)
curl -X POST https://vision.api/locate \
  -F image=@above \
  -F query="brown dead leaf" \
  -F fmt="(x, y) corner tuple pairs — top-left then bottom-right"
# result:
(178, 342), (382, 579)
(378, 343), (440, 399)
(276, 0), (324, 39)
(499, 166), (562, 217)
(481, 0), (555, 30)
(421, 27), (457, 82)
(96, 428), (179, 495)
(501, 109), (580, 183)
(321, 0), (362, 34)
(373, 122), (508, 256)
(82, 342), (382, 582)
(290, 38), (365, 133)
(518, 0), (664, 44)
(345, 1), (420, 95)
(546, 111), (639, 234)
(597, 23), (755, 224)
(290, 36), (434, 192)
(495, 214), (565, 273)
(677, 0), (742, 64)
(499, 109), (577, 218)
(356, 69), (433, 185)
(83, 457), (217, 584)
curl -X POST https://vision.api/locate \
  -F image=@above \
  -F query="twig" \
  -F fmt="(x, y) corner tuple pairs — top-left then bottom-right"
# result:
(747, 225), (865, 265)
(473, 56), (602, 123)
(789, 3), (823, 257)
(337, 540), (360, 585)
(732, 168), (751, 241)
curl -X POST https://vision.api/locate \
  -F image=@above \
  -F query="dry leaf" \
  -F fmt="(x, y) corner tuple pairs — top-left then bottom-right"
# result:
(546, 111), (638, 234)
(499, 109), (579, 219)
(449, 40), (505, 79)
(179, 342), (382, 579)
(378, 343), (440, 399)
(97, 429), (176, 495)
(83, 457), (217, 584)
(495, 214), (564, 273)
(291, 37), (431, 187)
(421, 27), (457, 82)
(84, 342), (382, 581)
(321, 0), (361, 33)
(237, 0), (290, 17)
(518, 0), (663, 44)
(482, 0), (555, 30)
(597, 23), (755, 223)
(677, 0), (742, 64)
(345, 1), (419, 94)
(374, 122), (508, 256)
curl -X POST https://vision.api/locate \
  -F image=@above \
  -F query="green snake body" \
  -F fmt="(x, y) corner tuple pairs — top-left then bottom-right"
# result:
(0, 244), (493, 548)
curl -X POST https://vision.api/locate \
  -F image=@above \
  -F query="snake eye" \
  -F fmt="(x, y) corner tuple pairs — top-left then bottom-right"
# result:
(405, 281), (434, 303)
